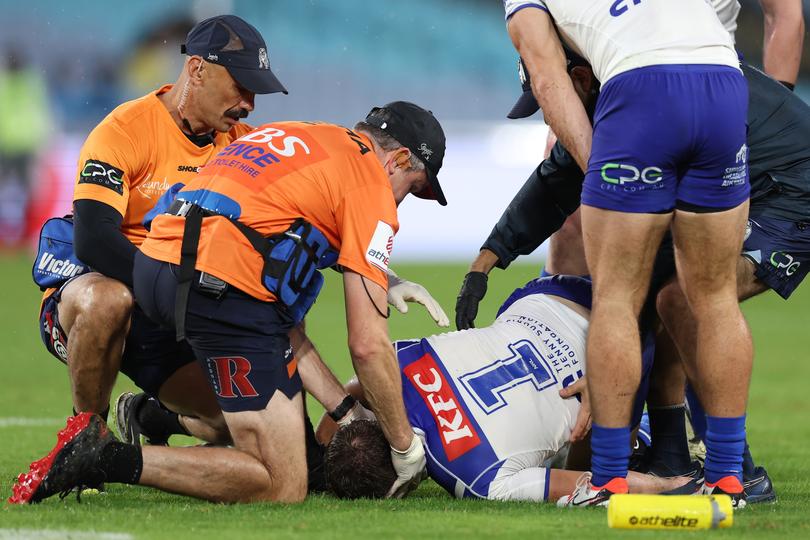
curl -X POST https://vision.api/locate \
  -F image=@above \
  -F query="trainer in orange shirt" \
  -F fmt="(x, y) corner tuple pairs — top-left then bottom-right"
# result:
(36, 15), (285, 439)
(16, 101), (448, 505)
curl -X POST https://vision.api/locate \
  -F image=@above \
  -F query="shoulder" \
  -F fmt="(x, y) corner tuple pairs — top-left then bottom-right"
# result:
(83, 91), (162, 151)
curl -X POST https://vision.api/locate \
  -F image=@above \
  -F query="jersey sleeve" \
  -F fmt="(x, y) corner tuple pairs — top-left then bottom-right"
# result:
(73, 120), (140, 218)
(504, 0), (549, 20)
(335, 184), (399, 290)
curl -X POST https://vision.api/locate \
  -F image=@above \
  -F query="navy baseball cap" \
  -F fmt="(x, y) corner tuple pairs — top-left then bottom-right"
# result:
(507, 50), (589, 119)
(365, 101), (447, 206)
(181, 15), (287, 95)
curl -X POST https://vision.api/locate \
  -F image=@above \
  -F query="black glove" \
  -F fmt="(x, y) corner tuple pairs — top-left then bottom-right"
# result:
(455, 271), (488, 330)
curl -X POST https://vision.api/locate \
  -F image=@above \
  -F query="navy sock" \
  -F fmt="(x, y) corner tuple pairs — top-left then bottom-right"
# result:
(685, 384), (706, 441)
(591, 424), (631, 487)
(98, 441), (143, 484)
(704, 415), (745, 484)
(648, 404), (692, 475)
(742, 442), (756, 478)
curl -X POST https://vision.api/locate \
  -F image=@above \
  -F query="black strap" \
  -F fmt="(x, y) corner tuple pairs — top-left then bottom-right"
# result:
(328, 395), (357, 422)
(174, 208), (202, 341)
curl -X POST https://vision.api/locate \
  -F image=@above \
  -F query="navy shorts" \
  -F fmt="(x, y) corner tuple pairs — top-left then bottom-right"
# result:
(38, 279), (195, 397)
(743, 215), (810, 299)
(582, 65), (750, 213)
(133, 252), (301, 413)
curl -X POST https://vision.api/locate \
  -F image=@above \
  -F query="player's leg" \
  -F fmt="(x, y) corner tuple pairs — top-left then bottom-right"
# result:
(138, 391), (307, 502)
(671, 204), (752, 497)
(581, 206), (671, 488)
(55, 272), (133, 414)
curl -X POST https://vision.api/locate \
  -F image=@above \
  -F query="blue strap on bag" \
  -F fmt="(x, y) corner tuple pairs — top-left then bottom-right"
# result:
(32, 216), (89, 290)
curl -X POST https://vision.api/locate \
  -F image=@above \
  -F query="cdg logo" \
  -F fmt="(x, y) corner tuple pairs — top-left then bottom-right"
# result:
(610, 0), (644, 18)
(601, 163), (663, 185)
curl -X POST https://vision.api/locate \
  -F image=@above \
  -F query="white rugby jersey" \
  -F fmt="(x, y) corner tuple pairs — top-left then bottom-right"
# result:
(397, 291), (588, 501)
(711, 0), (741, 41)
(503, 0), (739, 84)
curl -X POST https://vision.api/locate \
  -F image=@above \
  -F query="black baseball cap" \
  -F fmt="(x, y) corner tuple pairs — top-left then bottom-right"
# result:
(365, 101), (447, 206)
(181, 15), (287, 95)
(507, 50), (589, 119)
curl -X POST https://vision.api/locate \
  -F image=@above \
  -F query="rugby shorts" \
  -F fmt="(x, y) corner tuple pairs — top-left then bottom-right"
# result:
(582, 64), (750, 213)
(743, 214), (810, 299)
(133, 251), (301, 413)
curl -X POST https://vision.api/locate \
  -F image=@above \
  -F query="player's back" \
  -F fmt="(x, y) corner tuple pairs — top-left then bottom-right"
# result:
(504, 0), (738, 84)
(397, 279), (590, 498)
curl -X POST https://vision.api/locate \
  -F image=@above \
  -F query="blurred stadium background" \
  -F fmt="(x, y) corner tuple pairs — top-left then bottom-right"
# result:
(2, 0), (809, 259)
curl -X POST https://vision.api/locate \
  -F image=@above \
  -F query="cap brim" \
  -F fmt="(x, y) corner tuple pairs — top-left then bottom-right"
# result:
(414, 169), (447, 206)
(227, 66), (288, 95)
(506, 89), (540, 119)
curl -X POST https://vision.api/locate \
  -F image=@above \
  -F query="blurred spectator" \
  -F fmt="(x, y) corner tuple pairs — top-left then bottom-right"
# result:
(0, 47), (50, 247)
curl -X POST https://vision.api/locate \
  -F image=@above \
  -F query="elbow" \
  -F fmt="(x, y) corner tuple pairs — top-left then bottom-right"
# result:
(348, 332), (391, 366)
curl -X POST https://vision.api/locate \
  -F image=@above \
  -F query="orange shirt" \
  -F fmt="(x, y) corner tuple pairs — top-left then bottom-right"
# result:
(73, 84), (253, 246)
(140, 121), (399, 301)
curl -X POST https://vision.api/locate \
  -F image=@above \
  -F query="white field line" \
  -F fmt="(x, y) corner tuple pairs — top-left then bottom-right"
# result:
(0, 417), (64, 428)
(0, 530), (132, 540)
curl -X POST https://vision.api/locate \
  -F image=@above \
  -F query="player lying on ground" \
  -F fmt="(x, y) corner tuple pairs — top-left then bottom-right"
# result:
(458, 51), (809, 504)
(319, 275), (692, 501)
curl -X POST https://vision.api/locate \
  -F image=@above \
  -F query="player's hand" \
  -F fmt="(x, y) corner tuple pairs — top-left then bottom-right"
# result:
(336, 401), (376, 427)
(386, 433), (427, 499)
(387, 269), (450, 327)
(560, 377), (591, 442)
(455, 271), (488, 330)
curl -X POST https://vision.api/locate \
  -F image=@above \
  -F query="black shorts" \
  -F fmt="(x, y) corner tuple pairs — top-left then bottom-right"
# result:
(38, 278), (195, 397)
(133, 252), (302, 413)
(742, 215), (810, 299)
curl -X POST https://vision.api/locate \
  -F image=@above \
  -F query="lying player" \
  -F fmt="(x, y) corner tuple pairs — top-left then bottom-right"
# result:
(321, 275), (691, 502)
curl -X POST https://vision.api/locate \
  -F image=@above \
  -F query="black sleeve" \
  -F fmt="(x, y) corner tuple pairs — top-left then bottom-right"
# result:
(73, 199), (137, 287)
(481, 142), (585, 269)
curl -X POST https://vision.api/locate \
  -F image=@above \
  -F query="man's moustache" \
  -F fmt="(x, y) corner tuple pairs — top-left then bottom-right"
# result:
(225, 108), (249, 120)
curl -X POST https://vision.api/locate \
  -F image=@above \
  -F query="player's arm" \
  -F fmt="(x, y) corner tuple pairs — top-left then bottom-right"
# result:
(455, 145), (583, 329)
(343, 270), (426, 497)
(73, 200), (137, 287)
(760, 0), (804, 88)
(507, 8), (593, 172)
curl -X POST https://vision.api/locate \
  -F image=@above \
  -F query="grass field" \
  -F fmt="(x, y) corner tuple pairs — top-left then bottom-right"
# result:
(1, 252), (810, 539)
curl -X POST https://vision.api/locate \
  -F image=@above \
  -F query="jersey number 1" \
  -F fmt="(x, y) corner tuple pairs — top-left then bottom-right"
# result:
(459, 340), (557, 414)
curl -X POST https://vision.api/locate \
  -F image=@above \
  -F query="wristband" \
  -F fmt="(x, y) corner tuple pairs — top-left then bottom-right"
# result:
(328, 395), (357, 422)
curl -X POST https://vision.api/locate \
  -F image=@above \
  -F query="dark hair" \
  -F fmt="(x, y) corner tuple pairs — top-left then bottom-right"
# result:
(325, 419), (396, 499)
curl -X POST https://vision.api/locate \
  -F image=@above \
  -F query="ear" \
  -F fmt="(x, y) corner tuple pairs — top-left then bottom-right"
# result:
(394, 148), (411, 169)
(569, 66), (594, 94)
(187, 56), (205, 85)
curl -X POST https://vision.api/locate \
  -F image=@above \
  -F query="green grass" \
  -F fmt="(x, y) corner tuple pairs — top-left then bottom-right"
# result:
(1, 253), (809, 539)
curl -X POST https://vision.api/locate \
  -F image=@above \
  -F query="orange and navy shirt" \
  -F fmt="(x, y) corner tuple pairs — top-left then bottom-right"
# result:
(140, 121), (399, 302)
(73, 84), (254, 247)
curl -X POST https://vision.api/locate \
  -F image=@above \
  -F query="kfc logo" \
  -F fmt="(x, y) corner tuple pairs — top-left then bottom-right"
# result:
(404, 353), (481, 461)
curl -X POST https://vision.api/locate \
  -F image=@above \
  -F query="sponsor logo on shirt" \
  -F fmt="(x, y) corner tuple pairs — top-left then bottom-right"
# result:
(136, 175), (172, 199)
(366, 221), (394, 271)
(78, 159), (125, 195)
(403, 353), (481, 461)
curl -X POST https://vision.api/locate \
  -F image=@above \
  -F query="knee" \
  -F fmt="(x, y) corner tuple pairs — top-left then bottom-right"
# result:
(268, 473), (307, 503)
(74, 278), (134, 329)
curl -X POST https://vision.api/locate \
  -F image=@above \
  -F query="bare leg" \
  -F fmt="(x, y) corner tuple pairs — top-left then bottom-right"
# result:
(669, 206), (755, 417)
(158, 362), (230, 444)
(581, 207), (671, 428)
(138, 391), (307, 503)
(57, 273), (133, 413)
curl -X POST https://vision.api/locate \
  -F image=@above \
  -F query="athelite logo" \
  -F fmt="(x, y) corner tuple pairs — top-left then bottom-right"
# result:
(403, 353), (481, 461)
(365, 221), (395, 271)
(37, 253), (85, 280)
(601, 163), (663, 185)
(628, 515), (700, 528)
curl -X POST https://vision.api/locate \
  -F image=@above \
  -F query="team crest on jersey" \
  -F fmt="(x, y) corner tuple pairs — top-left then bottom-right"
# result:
(404, 353), (481, 461)
(78, 159), (125, 195)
